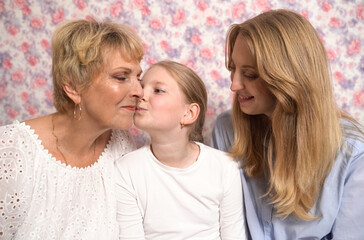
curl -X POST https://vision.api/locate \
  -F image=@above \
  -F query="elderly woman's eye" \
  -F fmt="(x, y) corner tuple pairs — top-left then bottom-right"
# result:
(114, 76), (127, 81)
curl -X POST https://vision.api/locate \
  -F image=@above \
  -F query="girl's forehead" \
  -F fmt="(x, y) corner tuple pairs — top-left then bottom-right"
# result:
(143, 66), (174, 82)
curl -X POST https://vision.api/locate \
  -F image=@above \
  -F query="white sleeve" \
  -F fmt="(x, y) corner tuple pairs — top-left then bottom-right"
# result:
(0, 124), (34, 238)
(114, 155), (146, 240)
(219, 161), (246, 240)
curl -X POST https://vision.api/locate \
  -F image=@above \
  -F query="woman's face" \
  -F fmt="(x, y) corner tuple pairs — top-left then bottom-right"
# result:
(229, 36), (276, 118)
(81, 50), (143, 130)
(134, 66), (188, 135)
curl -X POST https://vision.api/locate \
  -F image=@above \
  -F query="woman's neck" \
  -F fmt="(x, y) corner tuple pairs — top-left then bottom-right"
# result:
(48, 113), (111, 167)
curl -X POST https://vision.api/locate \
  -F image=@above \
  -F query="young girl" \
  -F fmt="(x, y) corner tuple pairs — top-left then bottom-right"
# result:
(114, 60), (245, 240)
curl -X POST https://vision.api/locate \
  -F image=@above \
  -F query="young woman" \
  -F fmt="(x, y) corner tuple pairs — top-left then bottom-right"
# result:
(216, 9), (364, 239)
(115, 60), (245, 240)
(0, 19), (144, 239)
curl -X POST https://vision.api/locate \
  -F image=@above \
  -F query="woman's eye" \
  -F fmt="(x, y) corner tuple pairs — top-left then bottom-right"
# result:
(228, 66), (236, 71)
(243, 74), (259, 80)
(114, 76), (127, 81)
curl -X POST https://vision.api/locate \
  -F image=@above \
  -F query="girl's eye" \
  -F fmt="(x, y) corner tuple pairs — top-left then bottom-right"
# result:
(154, 88), (164, 94)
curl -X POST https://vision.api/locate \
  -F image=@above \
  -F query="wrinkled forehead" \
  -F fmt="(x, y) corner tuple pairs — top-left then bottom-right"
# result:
(101, 46), (141, 70)
(101, 45), (136, 62)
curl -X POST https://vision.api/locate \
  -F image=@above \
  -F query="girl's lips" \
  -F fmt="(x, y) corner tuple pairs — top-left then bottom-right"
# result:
(136, 106), (147, 111)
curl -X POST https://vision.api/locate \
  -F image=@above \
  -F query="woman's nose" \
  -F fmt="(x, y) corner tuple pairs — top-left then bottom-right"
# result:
(230, 73), (244, 92)
(131, 78), (144, 99)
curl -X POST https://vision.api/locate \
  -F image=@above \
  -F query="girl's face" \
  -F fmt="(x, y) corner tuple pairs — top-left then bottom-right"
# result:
(134, 66), (188, 134)
(229, 36), (276, 118)
(80, 50), (143, 130)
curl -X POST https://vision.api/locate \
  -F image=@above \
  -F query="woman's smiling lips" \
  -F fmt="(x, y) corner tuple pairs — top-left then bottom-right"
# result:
(238, 94), (254, 103)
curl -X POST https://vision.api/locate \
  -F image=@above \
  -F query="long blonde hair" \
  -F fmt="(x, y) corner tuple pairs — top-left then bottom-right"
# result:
(226, 9), (346, 220)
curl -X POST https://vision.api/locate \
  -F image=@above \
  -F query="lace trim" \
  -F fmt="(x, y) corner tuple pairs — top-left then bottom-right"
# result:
(17, 120), (115, 171)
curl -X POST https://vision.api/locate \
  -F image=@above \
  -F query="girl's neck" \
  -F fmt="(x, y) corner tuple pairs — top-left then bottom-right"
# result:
(150, 140), (200, 169)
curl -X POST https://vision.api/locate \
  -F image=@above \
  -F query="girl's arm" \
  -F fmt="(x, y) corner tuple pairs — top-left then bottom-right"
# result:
(114, 158), (146, 240)
(219, 162), (247, 239)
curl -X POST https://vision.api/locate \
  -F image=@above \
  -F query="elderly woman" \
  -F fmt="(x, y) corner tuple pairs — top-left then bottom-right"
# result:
(0, 19), (144, 239)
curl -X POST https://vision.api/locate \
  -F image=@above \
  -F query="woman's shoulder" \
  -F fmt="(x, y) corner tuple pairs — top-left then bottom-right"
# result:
(340, 119), (364, 156)
(0, 120), (36, 145)
(330, 119), (364, 179)
(108, 129), (137, 155)
(112, 129), (136, 143)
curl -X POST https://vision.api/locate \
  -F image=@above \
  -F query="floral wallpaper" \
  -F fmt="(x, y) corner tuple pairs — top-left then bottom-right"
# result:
(0, 0), (363, 147)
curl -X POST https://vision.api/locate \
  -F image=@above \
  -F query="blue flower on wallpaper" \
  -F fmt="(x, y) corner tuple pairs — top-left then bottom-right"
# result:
(359, 56), (364, 74)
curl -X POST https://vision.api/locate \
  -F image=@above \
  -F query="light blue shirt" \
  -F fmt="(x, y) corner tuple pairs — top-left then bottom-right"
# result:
(210, 113), (364, 239)
(210, 110), (234, 153)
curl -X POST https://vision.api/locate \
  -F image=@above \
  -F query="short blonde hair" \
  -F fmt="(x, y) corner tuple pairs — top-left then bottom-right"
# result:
(52, 18), (144, 112)
(148, 60), (207, 142)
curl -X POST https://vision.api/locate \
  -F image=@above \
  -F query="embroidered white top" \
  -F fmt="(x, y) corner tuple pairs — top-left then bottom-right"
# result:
(0, 121), (136, 240)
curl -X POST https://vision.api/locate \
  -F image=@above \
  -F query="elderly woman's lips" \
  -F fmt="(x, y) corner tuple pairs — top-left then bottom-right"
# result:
(122, 106), (137, 111)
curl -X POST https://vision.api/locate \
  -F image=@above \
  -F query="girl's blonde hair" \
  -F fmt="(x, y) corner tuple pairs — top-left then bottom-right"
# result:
(226, 9), (348, 220)
(149, 60), (207, 142)
(52, 18), (144, 113)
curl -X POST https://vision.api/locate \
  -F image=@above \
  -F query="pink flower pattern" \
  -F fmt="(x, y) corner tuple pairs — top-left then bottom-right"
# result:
(0, 0), (363, 140)
(110, 1), (123, 17)
(353, 90), (364, 107)
(52, 8), (65, 25)
(30, 18), (42, 29)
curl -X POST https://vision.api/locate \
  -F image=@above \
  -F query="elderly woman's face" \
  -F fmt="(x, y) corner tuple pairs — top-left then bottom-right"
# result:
(80, 50), (143, 130)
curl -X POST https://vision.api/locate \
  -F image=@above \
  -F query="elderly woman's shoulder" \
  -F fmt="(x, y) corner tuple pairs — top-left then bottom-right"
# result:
(1, 120), (32, 138)
(108, 129), (138, 155)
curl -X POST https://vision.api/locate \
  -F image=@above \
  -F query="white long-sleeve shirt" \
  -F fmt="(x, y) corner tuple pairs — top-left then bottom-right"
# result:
(114, 142), (245, 240)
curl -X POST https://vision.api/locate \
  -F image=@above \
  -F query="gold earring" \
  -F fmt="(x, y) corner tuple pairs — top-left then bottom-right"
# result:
(73, 103), (82, 120)
(180, 122), (185, 129)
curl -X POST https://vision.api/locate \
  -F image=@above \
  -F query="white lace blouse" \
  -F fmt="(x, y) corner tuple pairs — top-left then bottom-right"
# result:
(0, 121), (136, 240)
